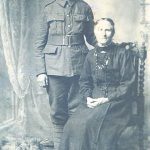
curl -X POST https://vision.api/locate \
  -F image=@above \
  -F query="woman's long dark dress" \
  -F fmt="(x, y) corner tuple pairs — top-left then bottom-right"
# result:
(59, 43), (136, 150)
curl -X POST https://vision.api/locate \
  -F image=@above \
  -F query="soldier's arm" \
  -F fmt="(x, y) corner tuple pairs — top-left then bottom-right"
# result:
(84, 7), (97, 47)
(35, 8), (48, 76)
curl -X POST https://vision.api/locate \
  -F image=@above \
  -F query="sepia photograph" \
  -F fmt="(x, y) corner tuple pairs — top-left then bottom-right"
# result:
(0, 0), (150, 149)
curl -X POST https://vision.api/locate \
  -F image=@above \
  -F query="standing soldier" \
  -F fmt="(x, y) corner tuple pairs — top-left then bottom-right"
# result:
(35, 0), (97, 149)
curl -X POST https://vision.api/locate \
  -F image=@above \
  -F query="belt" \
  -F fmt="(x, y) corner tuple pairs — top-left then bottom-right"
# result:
(47, 34), (85, 46)
(95, 82), (119, 87)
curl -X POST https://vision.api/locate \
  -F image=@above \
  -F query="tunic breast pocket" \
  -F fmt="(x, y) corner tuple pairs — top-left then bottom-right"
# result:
(47, 14), (64, 35)
(73, 14), (87, 32)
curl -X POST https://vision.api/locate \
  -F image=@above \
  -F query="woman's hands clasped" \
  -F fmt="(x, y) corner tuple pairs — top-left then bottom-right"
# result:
(87, 97), (109, 108)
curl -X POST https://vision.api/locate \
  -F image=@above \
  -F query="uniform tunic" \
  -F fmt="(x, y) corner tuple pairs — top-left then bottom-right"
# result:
(35, 0), (97, 77)
(59, 43), (136, 150)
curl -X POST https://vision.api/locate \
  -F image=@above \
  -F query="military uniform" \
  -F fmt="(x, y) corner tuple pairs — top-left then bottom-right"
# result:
(35, 0), (96, 149)
(35, 0), (96, 76)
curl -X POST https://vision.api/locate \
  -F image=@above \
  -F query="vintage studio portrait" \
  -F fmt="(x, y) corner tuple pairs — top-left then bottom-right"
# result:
(0, 0), (150, 150)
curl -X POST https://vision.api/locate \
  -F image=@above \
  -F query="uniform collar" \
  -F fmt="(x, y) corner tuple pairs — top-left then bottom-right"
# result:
(56, 0), (67, 7)
(67, 0), (77, 6)
(56, 0), (77, 7)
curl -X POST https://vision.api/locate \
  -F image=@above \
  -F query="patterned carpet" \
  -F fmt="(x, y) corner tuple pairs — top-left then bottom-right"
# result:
(0, 135), (150, 150)
(0, 126), (150, 150)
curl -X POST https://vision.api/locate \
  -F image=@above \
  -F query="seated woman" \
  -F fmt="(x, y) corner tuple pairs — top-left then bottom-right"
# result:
(59, 18), (136, 150)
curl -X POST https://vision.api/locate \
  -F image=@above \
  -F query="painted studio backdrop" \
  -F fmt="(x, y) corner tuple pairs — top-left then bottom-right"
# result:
(0, 0), (150, 149)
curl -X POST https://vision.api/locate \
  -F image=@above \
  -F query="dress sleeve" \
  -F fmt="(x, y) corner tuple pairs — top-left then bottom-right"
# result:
(79, 54), (93, 98)
(108, 50), (136, 101)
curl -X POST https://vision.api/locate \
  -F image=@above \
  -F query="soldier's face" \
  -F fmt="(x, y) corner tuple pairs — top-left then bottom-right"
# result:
(94, 20), (114, 46)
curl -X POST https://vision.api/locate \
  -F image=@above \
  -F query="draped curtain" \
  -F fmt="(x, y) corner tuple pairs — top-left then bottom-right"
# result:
(0, 0), (52, 142)
(0, 0), (30, 99)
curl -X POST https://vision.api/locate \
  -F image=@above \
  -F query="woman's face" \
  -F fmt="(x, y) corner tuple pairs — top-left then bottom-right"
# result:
(94, 20), (114, 46)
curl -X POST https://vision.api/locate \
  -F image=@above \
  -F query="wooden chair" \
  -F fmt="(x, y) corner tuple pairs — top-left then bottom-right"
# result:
(121, 42), (147, 150)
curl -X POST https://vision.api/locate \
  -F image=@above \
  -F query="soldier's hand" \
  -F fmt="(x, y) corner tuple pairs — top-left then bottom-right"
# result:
(37, 74), (48, 87)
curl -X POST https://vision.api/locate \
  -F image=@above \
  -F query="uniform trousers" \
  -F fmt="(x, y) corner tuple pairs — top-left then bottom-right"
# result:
(47, 75), (80, 149)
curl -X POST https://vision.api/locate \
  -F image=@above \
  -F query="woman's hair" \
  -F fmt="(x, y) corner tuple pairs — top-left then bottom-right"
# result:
(94, 18), (115, 35)
(95, 18), (115, 26)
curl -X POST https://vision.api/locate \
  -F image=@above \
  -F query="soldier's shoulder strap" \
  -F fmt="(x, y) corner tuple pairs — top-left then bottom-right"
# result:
(79, 0), (89, 5)
(41, 0), (56, 8)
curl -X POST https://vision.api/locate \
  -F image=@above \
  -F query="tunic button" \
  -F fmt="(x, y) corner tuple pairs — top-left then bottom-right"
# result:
(67, 14), (69, 17)
(68, 25), (71, 28)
